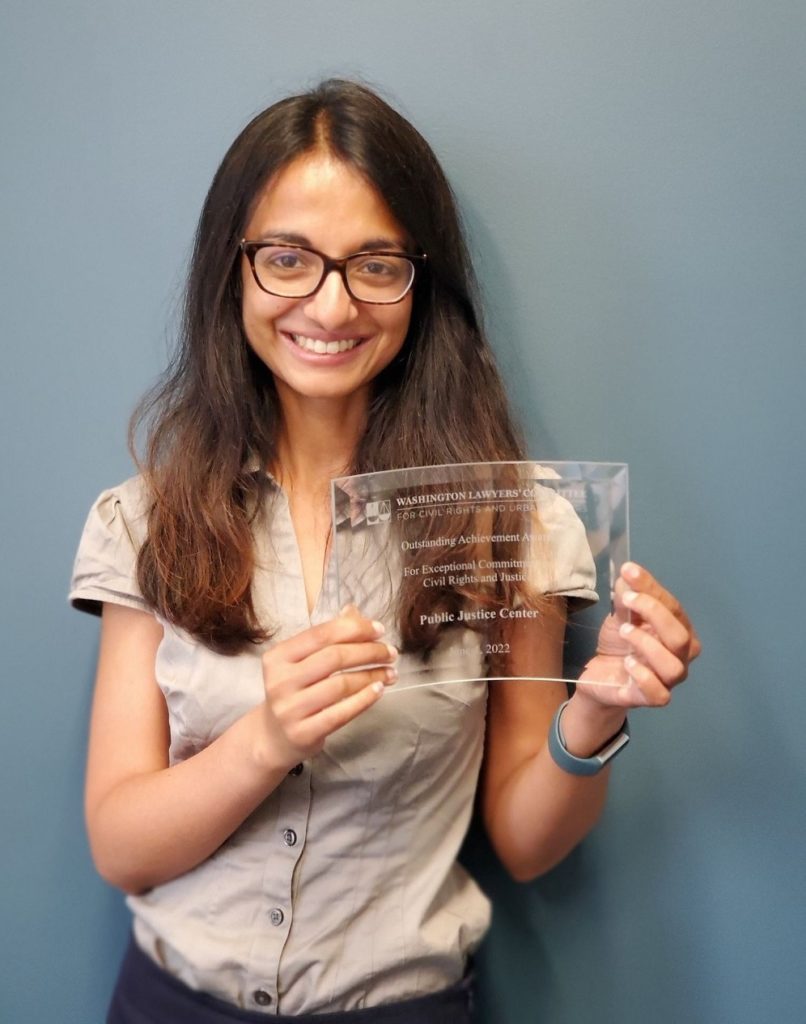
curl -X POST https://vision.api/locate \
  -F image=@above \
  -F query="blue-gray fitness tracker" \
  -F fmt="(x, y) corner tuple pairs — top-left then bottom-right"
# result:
(548, 700), (630, 776)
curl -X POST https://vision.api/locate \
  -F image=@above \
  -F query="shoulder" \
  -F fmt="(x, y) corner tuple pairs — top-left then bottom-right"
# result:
(69, 475), (153, 616)
(87, 475), (151, 547)
(527, 464), (598, 605)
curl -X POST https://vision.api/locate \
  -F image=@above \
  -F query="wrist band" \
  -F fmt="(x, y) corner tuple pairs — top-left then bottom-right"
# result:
(548, 700), (630, 776)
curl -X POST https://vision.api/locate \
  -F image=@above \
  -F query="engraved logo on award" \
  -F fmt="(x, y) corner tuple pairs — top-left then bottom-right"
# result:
(365, 500), (392, 525)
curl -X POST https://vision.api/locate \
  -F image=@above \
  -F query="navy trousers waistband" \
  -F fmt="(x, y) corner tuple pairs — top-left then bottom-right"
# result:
(107, 937), (475, 1023)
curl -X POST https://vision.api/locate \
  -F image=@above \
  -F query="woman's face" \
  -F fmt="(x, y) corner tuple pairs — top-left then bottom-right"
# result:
(240, 151), (413, 410)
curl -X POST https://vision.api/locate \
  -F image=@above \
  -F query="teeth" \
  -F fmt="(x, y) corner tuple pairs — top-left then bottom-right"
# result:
(291, 334), (361, 354)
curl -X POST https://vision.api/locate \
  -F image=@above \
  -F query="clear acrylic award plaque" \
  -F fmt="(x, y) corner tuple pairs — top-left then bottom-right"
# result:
(331, 462), (629, 691)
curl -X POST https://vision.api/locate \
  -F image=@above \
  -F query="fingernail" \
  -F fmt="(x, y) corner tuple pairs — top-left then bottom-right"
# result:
(372, 620), (386, 636)
(372, 681), (385, 695)
(623, 562), (640, 581)
(619, 623), (635, 638)
(622, 590), (638, 608)
(385, 667), (398, 683)
(385, 643), (398, 659)
(625, 654), (638, 671)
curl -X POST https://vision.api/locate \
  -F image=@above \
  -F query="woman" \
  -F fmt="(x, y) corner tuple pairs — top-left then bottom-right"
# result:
(70, 80), (700, 1023)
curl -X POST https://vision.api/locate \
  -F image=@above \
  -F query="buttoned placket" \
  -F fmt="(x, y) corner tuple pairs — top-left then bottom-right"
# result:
(244, 759), (312, 1012)
(243, 486), (337, 1013)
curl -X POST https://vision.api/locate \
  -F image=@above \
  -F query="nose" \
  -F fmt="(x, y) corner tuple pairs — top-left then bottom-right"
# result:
(302, 267), (359, 331)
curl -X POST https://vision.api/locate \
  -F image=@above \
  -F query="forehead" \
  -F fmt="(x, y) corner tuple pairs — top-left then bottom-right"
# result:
(244, 151), (407, 252)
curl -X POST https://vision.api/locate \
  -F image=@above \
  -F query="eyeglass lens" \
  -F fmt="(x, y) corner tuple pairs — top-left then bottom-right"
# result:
(251, 246), (415, 303)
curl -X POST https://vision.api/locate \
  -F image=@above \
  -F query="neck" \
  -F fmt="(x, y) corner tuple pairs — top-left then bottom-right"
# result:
(273, 387), (369, 499)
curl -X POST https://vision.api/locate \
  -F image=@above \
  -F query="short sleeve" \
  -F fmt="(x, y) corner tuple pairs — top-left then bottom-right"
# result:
(69, 476), (150, 616)
(528, 469), (598, 610)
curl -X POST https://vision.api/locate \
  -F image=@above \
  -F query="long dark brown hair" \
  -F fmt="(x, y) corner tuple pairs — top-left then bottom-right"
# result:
(132, 79), (528, 654)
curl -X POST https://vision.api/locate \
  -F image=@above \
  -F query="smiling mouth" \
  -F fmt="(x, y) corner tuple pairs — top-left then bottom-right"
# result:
(289, 333), (365, 354)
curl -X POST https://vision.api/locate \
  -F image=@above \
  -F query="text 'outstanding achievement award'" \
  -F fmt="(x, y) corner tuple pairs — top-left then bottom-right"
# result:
(331, 463), (630, 692)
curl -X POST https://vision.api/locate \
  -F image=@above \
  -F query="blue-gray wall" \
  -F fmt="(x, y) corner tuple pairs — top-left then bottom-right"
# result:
(2, 3), (804, 1022)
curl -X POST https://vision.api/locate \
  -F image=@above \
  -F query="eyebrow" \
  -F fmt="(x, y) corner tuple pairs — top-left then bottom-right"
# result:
(255, 231), (409, 252)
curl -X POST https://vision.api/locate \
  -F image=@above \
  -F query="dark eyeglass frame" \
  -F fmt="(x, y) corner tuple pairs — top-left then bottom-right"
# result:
(239, 240), (428, 305)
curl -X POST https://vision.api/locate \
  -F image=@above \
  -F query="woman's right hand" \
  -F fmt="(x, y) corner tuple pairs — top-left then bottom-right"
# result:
(85, 604), (396, 893)
(257, 604), (398, 769)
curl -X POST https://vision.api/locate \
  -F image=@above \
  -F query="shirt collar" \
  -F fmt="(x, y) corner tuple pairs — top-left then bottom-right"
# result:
(244, 456), (365, 526)
(243, 454), (280, 489)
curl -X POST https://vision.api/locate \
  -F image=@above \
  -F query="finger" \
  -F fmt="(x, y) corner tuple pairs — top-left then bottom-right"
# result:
(596, 608), (631, 656)
(622, 577), (704, 663)
(619, 655), (672, 707)
(577, 655), (646, 709)
(578, 650), (675, 708)
(620, 563), (694, 632)
(265, 609), (386, 666)
(292, 640), (398, 689)
(578, 653), (632, 690)
(618, 622), (687, 688)
(289, 680), (387, 749)
(278, 665), (397, 719)
(595, 577), (642, 656)
(611, 576), (632, 619)
(621, 590), (692, 661)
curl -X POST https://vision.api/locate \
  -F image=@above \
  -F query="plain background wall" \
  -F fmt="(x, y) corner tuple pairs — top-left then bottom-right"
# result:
(2, 2), (804, 1021)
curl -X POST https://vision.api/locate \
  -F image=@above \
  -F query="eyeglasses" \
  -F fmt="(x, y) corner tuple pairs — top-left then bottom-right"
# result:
(240, 241), (427, 305)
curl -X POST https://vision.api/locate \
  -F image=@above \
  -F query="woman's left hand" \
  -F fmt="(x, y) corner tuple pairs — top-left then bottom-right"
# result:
(576, 561), (702, 709)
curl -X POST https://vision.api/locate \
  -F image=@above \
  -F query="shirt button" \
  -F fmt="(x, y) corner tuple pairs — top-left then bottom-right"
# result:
(283, 828), (297, 847)
(270, 907), (285, 926)
(289, 763), (303, 776)
(253, 989), (272, 1006)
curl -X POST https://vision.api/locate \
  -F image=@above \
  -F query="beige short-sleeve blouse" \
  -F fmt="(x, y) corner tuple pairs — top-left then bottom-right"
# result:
(70, 472), (595, 1015)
